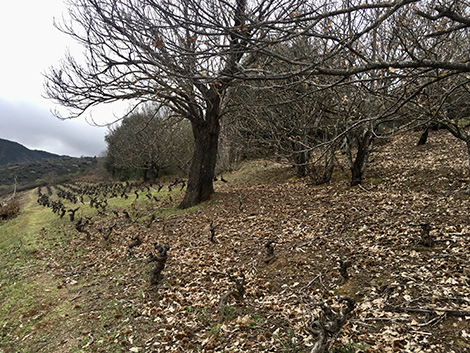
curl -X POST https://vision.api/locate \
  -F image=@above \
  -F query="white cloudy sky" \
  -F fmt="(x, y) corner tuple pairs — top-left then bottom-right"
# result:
(0, 1), (127, 157)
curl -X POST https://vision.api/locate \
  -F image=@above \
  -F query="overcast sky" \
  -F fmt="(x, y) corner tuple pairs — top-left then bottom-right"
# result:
(0, 1), (126, 157)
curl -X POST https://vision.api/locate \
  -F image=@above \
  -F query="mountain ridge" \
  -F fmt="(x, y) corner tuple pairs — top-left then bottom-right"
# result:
(0, 138), (64, 165)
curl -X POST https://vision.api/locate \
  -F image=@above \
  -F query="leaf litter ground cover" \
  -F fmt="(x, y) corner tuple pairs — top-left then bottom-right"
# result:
(1, 130), (469, 352)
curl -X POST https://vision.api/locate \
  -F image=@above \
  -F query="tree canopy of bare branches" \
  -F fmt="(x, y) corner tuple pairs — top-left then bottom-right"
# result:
(105, 106), (193, 181)
(45, 0), (470, 204)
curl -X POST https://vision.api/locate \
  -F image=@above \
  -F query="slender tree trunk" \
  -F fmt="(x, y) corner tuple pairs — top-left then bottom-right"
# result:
(417, 127), (429, 146)
(466, 134), (470, 194)
(347, 129), (374, 187)
(143, 168), (150, 182)
(321, 145), (335, 184)
(294, 150), (307, 178)
(149, 163), (160, 182)
(443, 125), (470, 194)
(179, 113), (220, 209)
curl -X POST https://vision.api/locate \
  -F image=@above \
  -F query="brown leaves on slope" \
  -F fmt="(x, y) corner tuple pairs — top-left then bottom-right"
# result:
(39, 131), (470, 352)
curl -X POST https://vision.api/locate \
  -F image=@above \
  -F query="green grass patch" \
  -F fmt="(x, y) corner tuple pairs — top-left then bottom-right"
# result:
(0, 189), (73, 352)
(0, 271), (66, 351)
(366, 177), (382, 185)
(457, 117), (470, 128)
(331, 341), (367, 353)
(227, 159), (293, 185)
(0, 190), (62, 251)
(249, 314), (265, 327)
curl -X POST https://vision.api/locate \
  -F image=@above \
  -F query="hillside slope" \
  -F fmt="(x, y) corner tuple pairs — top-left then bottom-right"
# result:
(0, 156), (98, 187)
(1, 130), (469, 353)
(0, 138), (62, 165)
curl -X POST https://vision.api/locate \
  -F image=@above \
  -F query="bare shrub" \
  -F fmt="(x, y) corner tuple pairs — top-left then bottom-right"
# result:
(0, 199), (20, 221)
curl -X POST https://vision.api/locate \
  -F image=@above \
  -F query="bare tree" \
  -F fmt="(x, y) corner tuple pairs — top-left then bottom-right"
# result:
(225, 43), (339, 179)
(105, 106), (193, 181)
(45, 0), (295, 208)
(299, 0), (470, 186)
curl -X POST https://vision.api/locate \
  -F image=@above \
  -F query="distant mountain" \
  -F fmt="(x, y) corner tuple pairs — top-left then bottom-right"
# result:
(0, 138), (64, 165)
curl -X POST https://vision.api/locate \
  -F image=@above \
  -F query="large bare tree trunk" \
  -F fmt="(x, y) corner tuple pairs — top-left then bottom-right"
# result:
(179, 112), (220, 209)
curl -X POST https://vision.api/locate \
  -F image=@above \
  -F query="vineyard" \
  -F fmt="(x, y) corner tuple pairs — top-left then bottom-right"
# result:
(1, 131), (470, 353)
